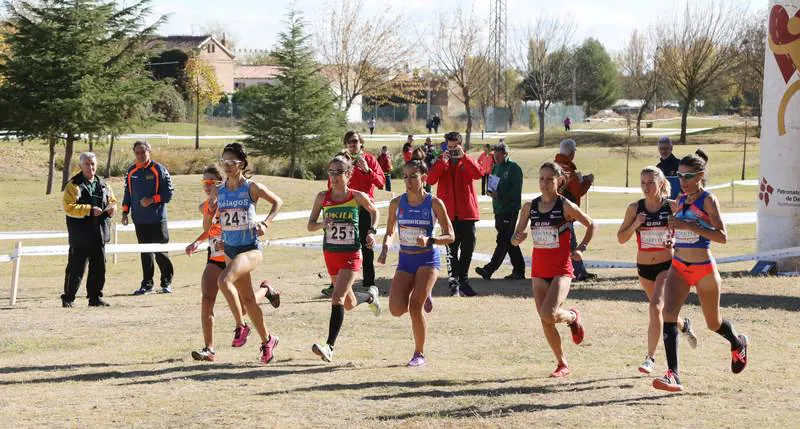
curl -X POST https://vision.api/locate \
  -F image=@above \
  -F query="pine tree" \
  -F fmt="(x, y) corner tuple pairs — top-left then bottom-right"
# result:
(575, 38), (620, 116)
(242, 10), (344, 178)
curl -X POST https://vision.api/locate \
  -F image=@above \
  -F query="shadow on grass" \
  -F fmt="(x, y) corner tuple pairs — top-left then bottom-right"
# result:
(258, 377), (533, 397)
(0, 358), (180, 375)
(566, 288), (800, 312)
(374, 392), (709, 421)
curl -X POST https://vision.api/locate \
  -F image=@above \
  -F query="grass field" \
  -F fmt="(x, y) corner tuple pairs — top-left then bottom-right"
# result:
(1, 130), (796, 428)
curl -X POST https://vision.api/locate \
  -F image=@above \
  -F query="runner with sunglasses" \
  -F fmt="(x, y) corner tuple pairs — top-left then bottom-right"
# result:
(307, 152), (381, 362)
(617, 166), (698, 374)
(215, 143), (283, 364)
(378, 159), (454, 367)
(653, 149), (749, 392)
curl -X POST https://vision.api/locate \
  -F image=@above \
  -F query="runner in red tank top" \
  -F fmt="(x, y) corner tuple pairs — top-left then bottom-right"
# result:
(511, 162), (596, 378)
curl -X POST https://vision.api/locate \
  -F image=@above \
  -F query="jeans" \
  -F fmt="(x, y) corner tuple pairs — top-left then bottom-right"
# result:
(384, 174), (392, 192)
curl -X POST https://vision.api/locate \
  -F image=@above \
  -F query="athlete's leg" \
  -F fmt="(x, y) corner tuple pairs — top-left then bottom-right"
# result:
(201, 264), (222, 349)
(388, 271), (415, 317)
(533, 278), (571, 365)
(219, 250), (269, 342)
(695, 270), (744, 350)
(409, 266), (438, 354)
(661, 267), (691, 378)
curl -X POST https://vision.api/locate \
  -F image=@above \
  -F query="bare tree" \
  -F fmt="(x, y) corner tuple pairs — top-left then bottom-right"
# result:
(316, 0), (414, 113)
(200, 21), (237, 49)
(656, 1), (744, 143)
(618, 29), (660, 136)
(737, 10), (766, 130)
(512, 16), (575, 147)
(425, 9), (492, 149)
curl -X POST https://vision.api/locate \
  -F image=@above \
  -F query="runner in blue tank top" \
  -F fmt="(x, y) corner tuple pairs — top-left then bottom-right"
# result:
(214, 143), (283, 365)
(378, 159), (454, 367)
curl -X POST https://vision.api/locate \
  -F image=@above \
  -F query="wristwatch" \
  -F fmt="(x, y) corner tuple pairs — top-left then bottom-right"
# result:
(426, 237), (435, 247)
(577, 244), (588, 252)
(367, 227), (377, 235)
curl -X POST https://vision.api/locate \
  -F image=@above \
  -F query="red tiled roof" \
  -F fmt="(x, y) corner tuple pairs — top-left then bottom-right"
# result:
(234, 65), (282, 79)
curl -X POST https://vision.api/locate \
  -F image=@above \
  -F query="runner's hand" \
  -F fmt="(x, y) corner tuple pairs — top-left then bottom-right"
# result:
(512, 231), (528, 246)
(365, 232), (375, 249)
(377, 248), (387, 265)
(633, 213), (647, 228)
(185, 241), (199, 256)
(121, 213), (129, 226)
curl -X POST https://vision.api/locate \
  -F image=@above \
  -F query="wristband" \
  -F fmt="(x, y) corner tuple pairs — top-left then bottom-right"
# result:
(367, 227), (377, 235)
(426, 237), (435, 247)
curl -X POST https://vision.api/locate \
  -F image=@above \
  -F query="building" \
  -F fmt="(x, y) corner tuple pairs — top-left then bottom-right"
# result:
(148, 35), (236, 93)
(233, 65), (281, 90)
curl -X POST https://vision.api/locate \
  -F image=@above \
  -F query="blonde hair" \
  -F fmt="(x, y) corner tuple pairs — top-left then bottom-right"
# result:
(641, 166), (670, 198)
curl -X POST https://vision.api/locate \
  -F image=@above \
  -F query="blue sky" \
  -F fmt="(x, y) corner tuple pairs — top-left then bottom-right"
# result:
(151, 0), (768, 54)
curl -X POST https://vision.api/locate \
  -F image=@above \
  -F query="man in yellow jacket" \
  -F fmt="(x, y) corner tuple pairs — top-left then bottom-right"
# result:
(62, 152), (117, 307)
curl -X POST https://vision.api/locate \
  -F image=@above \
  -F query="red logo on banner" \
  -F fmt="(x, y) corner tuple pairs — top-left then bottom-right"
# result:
(759, 177), (775, 206)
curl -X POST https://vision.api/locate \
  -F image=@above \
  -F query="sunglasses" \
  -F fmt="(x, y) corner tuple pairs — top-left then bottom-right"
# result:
(219, 159), (243, 166)
(677, 171), (702, 180)
(328, 169), (346, 176)
(201, 179), (221, 186)
(346, 138), (360, 144)
(404, 174), (421, 180)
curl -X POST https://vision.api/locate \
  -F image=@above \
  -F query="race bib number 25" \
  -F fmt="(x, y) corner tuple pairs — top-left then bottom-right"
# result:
(326, 222), (356, 246)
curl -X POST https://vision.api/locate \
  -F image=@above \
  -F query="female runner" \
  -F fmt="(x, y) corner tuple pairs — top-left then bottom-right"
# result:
(378, 159), (454, 367)
(216, 143), (283, 364)
(511, 162), (595, 378)
(617, 166), (698, 374)
(307, 152), (381, 362)
(653, 150), (748, 392)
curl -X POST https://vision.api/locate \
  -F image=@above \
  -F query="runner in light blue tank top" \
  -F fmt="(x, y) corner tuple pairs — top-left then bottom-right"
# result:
(217, 178), (260, 256)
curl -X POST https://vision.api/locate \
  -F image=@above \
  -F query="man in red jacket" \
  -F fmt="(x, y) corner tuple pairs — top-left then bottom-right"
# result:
(427, 131), (482, 297)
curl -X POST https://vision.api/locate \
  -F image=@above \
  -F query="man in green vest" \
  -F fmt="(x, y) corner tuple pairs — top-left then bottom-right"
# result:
(475, 143), (526, 280)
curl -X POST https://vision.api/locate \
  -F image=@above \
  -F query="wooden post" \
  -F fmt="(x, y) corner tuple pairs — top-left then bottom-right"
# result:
(730, 180), (735, 207)
(585, 192), (590, 214)
(10, 241), (22, 306)
(112, 222), (119, 264)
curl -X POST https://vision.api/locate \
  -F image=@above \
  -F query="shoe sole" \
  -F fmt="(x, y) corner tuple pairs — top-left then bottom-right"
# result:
(191, 351), (215, 362)
(549, 369), (571, 378)
(653, 378), (683, 392)
(312, 344), (332, 362)
(407, 361), (426, 368)
(424, 297), (433, 314)
(569, 308), (584, 345)
(262, 337), (279, 364)
(638, 366), (653, 375)
(369, 287), (381, 317)
(732, 335), (749, 374)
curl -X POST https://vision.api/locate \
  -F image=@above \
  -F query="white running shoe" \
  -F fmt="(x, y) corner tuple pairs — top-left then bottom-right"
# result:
(682, 317), (698, 349)
(367, 286), (381, 317)
(638, 356), (655, 374)
(312, 343), (334, 362)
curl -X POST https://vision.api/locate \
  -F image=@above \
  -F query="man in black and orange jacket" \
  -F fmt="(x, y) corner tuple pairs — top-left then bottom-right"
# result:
(122, 141), (175, 295)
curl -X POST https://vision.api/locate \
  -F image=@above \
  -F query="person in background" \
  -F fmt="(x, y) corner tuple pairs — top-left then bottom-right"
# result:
(475, 143), (525, 281)
(563, 116), (571, 132)
(427, 131), (483, 297)
(377, 146), (394, 193)
(478, 143), (495, 196)
(432, 114), (441, 133)
(402, 141), (414, 163)
(368, 116), (376, 135)
(62, 152), (116, 308)
(657, 136), (682, 199)
(555, 139), (596, 281)
(122, 140), (175, 295)
(426, 117), (434, 133)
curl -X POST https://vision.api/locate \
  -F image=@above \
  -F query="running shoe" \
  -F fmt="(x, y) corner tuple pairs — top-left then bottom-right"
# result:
(567, 308), (585, 345)
(731, 335), (748, 374)
(549, 363), (571, 378)
(260, 280), (281, 308)
(260, 335), (279, 364)
(367, 286), (381, 317)
(132, 286), (154, 296)
(321, 284), (334, 297)
(312, 343), (334, 362)
(681, 317), (698, 349)
(62, 299), (74, 308)
(191, 347), (216, 362)
(459, 280), (478, 297)
(88, 298), (111, 307)
(475, 266), (491, 281)
(407, 352), (426, 368)
(639, 356), (655, 374)
(653, 369), (683, 392)
(231, 324), (251, 348)
(424, 295), (433, 313)
(449, 284), (460, 297)
(161, 286), (173, 294)
(504, 272), (526, 280)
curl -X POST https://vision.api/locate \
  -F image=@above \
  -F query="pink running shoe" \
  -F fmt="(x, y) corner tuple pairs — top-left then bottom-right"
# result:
(231, 324), (251, 348)
(549, 363), (571, 378)
(407, 352), (426, 368)
(424, 295), (433, 313)
(260, 335), (279, 364)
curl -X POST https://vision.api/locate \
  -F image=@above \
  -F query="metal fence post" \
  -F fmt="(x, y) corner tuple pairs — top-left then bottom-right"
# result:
(113, 223), (119, 265)
(10, 241), (22, 306)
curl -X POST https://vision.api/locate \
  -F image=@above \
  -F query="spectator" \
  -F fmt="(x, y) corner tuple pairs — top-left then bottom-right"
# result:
(475, 143), (525, 281)
(123, 141), (175, 295)
(377, 146), (394, 193)
(423, 137), (436, 192)
(477, 143), (495, 196)
(555, 139), (596, 281)
(563, 116), (571, 132)
(427, 131), (483, 297)
(426, 117), (434, 133)
(368, 116), (376, 135)
(656, 136), (682, 199)
(402, 141), (413, 163)
(62, 152), (116, 308)
(432, 114), (441, 133)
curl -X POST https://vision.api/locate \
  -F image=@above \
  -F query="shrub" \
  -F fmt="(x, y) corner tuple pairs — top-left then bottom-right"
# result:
(152, 84), (188, 123)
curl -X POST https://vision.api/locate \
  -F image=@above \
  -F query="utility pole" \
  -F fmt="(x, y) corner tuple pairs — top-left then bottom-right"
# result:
(426, 59), (431, 119)
(489, 0), (507, 108)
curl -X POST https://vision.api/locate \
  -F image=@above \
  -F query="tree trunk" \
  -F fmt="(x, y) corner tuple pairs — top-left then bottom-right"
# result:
(636, 106), (646, 137)
(538, 104), (546, 147)
(61, 135), (75, 191)
(290, 152), (296, 178)
(105, 135), (115, 178)
(89, 135), (94, 152)
(464, 90), (472, 151)
(195, 92), (201, 150)
(679, 101), (690, 144)
(46, 137), (56, 195)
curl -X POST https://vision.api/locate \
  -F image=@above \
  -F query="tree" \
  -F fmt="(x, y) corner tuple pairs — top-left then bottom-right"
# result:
(317, 0), (414, 113)
(184, 56), (222, 149)
(425, 9), (492, 149)
(618, 29), (660, 136)
(737, 10), (766, 130)
(200, 21), (236, 49)
(514, 17), (575, 147)
(0, 0), (165, 193)
(656, 1), (743, 143)
(575, 38), (619, 115)
(242, 10), (344, 179)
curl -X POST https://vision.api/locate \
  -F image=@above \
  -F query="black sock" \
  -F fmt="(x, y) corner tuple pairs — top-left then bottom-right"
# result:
(326, 304), (345, 347)
(715, 319), (742, 350)
(663, 322), (679, 375)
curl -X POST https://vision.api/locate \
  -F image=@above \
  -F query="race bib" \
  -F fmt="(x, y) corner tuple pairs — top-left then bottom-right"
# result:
(219, 208), (250, 231)
(674, 229), (700, 245)
(399, 226), (426, 247)
(326, 221), (356, 246)
(639, 227), (670, 249)
(532, 226), (559, 249)
(209, 236), (224, 258)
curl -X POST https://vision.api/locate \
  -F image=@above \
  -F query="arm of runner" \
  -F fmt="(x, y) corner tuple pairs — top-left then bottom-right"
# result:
(696, 193), (727, 244)
(565, 199), (596, 254)
(511, 202), (531, 246)
(378, 197), (400, 264)
(250, 182), (283, 228)
(427, 197), (455, 246)
(307, 192), (326, 232)
(617, 202), (643, 244)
